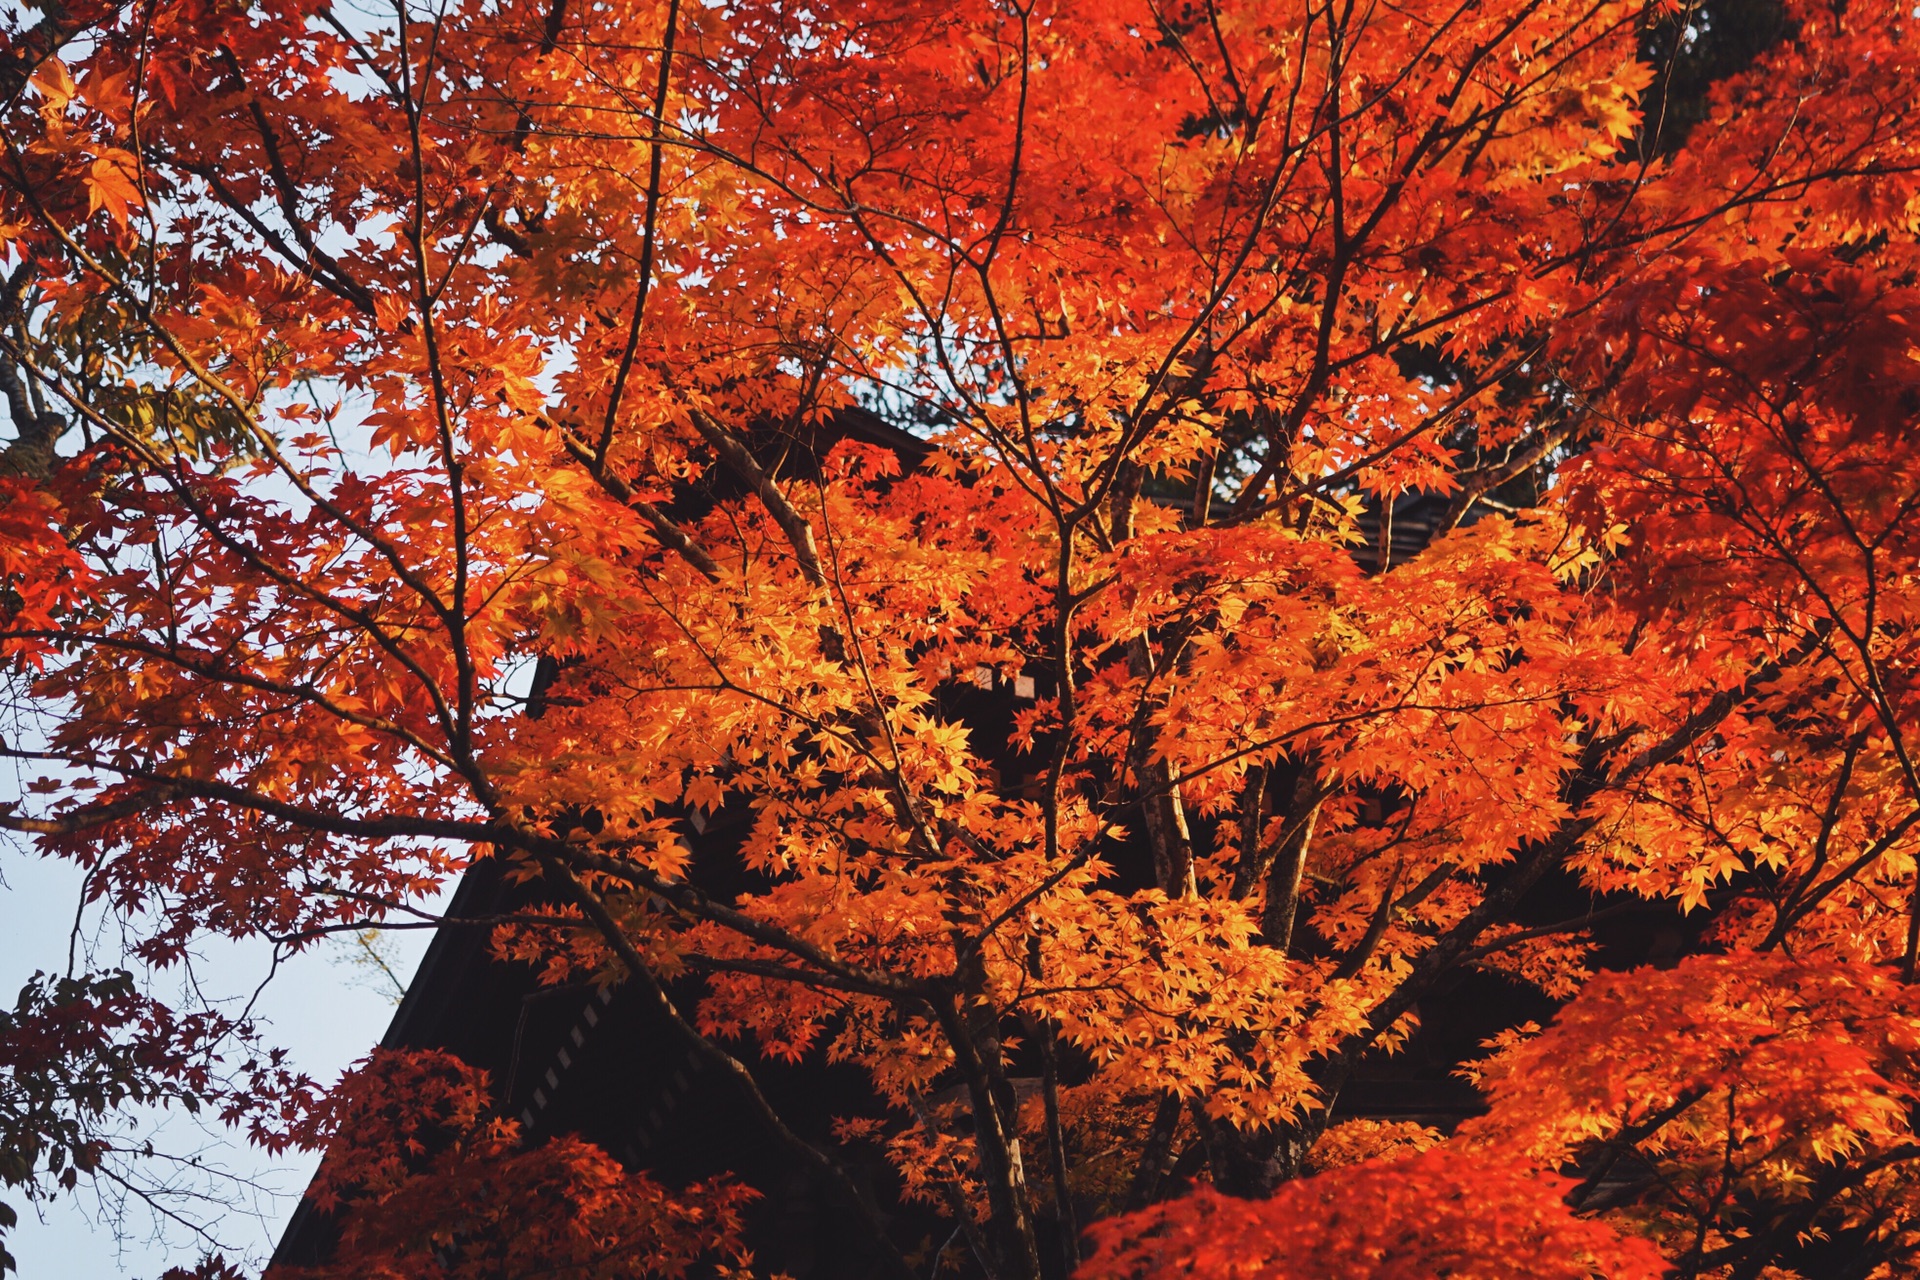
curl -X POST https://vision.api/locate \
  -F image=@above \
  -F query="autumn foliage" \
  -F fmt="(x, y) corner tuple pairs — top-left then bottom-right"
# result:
(0, 0), (1919, 1276)
(1077, 1149), (1671, 1280)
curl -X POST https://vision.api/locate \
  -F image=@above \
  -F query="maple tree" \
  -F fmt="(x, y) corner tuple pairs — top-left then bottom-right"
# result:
(0, 0), (1918, 1276)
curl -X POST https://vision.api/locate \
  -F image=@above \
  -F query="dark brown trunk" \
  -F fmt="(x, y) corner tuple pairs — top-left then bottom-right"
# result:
(1122, 1093), (1184, 1212)
(1228, 763), (1269, 899)
(1035, 1021), (1080, 1272)
(937, 983), (1045, 1280)
(1194, 1105), (1316, 1198)
(1124, 636), (1197, 899)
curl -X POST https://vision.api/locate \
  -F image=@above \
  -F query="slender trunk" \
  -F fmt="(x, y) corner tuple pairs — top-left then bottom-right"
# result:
(1376, 494), (1394, 573)
(1262, 770), (1326, 952)
(1125, 636), (1197, 898)
(1108, 458), (1142, 544)
(1036, 1022), (1080, 1272)
(1189, 449), (1217, 528)
(1111, 458), (1197, 898)
(937, 984), (1045, 1280)
(1228, 763), (1269, 899)
(1142, 754), (1198, 899)
(1332, 856), (1404, 980)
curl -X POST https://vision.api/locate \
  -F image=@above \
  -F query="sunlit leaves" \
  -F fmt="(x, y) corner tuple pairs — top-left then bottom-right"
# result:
(1077, 1148), (1668, 1280)
(1, 0), (1919, 1275)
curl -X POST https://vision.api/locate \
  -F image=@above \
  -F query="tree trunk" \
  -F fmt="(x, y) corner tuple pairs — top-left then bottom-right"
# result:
(938, 983), (1045, 1280)
(1262, 770), (1326, 953)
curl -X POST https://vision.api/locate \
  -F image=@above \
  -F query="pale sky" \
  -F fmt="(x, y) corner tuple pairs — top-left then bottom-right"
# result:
(0, 846), (434, 1278)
